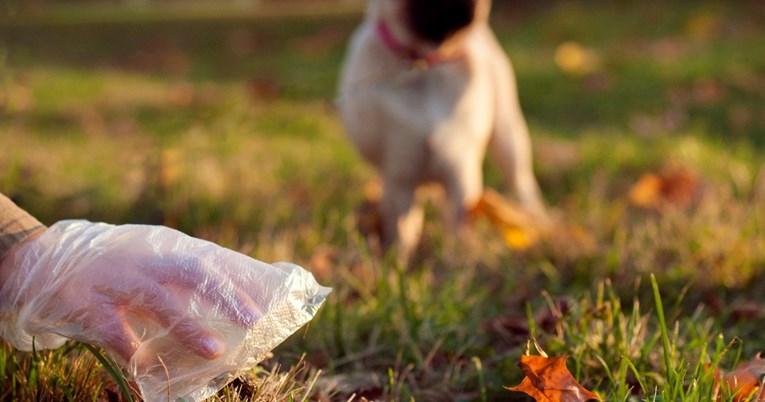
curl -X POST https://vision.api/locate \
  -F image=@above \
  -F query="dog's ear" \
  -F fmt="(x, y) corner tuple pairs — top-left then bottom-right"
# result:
(404, 0), (477, 44)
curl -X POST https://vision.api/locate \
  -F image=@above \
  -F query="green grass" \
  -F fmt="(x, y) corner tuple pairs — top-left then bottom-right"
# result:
(1, 1), (765, 401)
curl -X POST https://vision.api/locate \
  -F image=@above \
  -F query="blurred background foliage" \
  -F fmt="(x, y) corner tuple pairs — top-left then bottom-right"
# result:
(2, 0), (764, 215)
(3, 0), (764, 142)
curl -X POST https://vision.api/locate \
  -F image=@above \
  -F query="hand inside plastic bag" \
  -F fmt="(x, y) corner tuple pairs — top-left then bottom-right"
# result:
(0, 220), (330, 401)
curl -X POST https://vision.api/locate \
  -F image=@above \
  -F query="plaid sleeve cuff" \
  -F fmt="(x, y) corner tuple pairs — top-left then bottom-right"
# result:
(0, 193), (46, 260)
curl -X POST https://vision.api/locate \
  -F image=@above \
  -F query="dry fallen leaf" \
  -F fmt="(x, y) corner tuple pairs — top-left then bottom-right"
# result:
(507, 340), (600, 402)
(628, 165), (701, 209)
(472, 189), (597, 253)
(471, 189), (543, 249)
(716, 353), (765, 401)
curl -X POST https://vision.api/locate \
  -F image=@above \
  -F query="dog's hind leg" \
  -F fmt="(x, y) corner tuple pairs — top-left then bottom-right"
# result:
(486, 43), (549, 223)
(488, 127), (547, 221)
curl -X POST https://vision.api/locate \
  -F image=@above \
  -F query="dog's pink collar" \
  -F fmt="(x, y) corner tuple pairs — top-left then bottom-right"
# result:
(376, 20), (461, 68)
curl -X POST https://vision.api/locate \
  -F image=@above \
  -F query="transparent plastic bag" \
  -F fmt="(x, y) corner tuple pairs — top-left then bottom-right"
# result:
(0, 220), (330, 401)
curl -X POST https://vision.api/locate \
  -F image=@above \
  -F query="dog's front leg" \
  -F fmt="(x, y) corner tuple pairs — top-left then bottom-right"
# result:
(379, 179), (424, 265)
(441, 155), (484, 230)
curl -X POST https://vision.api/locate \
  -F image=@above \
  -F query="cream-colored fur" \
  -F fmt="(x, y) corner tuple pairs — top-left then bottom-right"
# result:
(338, 0), (547, 261)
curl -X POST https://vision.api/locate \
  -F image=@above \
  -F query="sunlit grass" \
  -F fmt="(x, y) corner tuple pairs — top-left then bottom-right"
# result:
(0, 341), (110, 401)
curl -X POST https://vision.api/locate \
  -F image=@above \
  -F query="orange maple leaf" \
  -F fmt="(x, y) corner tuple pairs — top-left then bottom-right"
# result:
(506, 340), (600, 402)
(628, 165), (701, 210)
(471, 189), (598, 259)
(715, 353), (765, 401)
(470, 189), (544, 250)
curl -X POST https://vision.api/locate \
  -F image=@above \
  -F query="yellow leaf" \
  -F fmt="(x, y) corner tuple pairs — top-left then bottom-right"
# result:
(503, 227), (533, 250)
(554, 41), (601, 76)
(628, 173), (662, 209)
(471, 189), (542, 250)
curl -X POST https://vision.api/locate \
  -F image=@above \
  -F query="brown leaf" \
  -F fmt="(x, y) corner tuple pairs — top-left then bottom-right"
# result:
(506, 344), (600, 402)
(729, 301), (764, 322)
(309, 245), (337, 284)
(628, 165), (701, 209)
(716, 353), (765, 401)
(245, 77), (282, 102)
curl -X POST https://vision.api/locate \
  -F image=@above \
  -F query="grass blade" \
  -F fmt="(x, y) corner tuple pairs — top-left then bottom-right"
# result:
(472, 356), (487, 402)
(650, 274), (674, 382)
(82, 343), (135, 402)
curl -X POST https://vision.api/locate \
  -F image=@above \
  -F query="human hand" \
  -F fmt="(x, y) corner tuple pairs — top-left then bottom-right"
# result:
(0, 220), (329, 401)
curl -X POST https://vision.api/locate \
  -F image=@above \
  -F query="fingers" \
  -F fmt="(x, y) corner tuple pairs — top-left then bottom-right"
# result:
(140, 287), (225, 360)
(147, 252), (266, 328)
(96, 285), (226, 360)
(95, 307), (143, 363)
(200, 281), (264, 328)
(107, 311), (222, 363)
(108, 240), (274, 358)
(170, 320), (225, 360)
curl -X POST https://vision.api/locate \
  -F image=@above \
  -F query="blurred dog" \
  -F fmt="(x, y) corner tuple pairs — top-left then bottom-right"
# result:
(338, 0), (548, 261)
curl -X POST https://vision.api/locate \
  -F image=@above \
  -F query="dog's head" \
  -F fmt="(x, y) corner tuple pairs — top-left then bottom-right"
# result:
(404, 0), (479, 45)
(373, 0), (490, 56)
